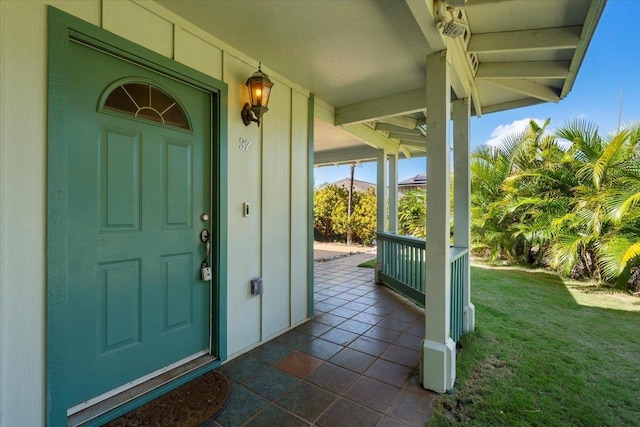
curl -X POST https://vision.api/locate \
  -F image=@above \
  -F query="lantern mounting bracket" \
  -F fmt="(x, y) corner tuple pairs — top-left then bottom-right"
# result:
(241, 103), (260, 126)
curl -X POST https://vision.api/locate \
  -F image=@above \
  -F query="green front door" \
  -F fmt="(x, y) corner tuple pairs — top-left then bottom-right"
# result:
(65, 40), (213, 408)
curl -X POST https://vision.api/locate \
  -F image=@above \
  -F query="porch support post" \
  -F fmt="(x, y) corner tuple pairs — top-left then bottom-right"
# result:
(375, 149), (388, 282)
(388, 154), (398, 233)
(452, 98), (475, 333)
(422, 50), (456, 393)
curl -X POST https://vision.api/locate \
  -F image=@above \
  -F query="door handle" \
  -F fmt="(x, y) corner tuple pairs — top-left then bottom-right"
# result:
(200, 229), (212, 281)
(200, 229), (211, 262)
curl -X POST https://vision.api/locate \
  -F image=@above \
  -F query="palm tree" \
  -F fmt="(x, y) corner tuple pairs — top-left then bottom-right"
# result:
(471, 118), (640, 285)
(552, 119), (640, 282)
(471, 119), (572, 264)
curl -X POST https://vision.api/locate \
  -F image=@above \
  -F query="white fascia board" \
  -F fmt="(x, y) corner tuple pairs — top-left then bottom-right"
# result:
(477, 61), (570, 79)
(468, 26), (581, 54)
(335, 88), (426, 126)
(561, 0), (606, 98)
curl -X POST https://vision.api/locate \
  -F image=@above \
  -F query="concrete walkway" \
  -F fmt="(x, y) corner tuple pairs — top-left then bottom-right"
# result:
(313, 241), (376, 262)
(213, 253), (435, 426)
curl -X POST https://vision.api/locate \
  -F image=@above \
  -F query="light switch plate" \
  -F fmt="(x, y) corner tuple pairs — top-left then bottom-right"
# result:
(250, 277), (263, 295)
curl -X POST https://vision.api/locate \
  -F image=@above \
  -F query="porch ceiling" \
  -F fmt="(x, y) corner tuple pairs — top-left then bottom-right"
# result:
(155, 0), (606, 166)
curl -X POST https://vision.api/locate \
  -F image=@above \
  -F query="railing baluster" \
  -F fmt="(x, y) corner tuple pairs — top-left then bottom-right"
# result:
(376, 232), (468, 343)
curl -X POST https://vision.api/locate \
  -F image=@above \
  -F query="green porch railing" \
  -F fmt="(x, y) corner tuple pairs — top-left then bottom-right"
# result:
(376, 232), (468, 342)
(449, 246), (468, 342)
(378, 232), (426, 304)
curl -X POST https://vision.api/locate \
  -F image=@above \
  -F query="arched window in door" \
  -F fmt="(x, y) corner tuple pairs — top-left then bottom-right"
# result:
(102, 81), (191, 130)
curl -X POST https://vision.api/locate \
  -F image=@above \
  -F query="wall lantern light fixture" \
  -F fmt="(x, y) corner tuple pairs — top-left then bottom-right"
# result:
(241, 62), (274, 127)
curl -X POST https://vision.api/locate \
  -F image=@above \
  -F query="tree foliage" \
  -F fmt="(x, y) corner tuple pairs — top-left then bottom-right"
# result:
(313, 185), (347, 242)
(398, 189), (426, 238)
(313, 185), (377, 244)
(472, 118), (640, 285)
(351, 189), (378, 244)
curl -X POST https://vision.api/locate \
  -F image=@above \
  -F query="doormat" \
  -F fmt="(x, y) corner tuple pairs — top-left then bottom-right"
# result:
(104, 370), (230, 427)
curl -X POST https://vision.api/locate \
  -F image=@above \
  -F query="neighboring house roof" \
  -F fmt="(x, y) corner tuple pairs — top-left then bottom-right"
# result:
(398, 174), (426, 187)
(317, 178), (376, 193)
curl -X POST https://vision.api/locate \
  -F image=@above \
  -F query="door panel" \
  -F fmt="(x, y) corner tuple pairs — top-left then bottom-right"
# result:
(99, 126), (141, 232)
(65, 40), (213, 408)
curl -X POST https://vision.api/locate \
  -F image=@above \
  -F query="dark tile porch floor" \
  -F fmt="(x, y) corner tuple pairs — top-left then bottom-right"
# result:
(211, 253), (436, 427)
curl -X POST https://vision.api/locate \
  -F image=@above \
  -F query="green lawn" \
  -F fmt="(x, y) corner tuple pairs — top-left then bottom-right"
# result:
(358, 258), (376, 268)
(432, 265), (640, 426)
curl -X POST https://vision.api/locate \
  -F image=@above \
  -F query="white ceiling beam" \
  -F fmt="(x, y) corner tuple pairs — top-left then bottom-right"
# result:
(314, 143), (419, 165)
(483, 79), (560, 103)
(398, 144), (413, 159)
(335, 88), (425, 126)
(313, 97), (336, 125)
(389, 133), (426, 144)
(405, 0), (446, 51)
(476, 61), (570, 79)
(447, 35), (482, 116)
(375, 123), (422, 135)
(480, 98), (545, 115)
(405, 1), (478, 115)
(470, 86), (482, 117)
(377, 115), (421, 130)
(314, 146), (380, 166)
(464, 0), (518, 6)
(400, 143), (427, 152)
(469, 26), (581, 54)
(341, 123), (400, 154)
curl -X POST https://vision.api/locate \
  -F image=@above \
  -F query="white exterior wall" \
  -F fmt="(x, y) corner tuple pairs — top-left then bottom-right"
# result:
(0, 1), (311, 425)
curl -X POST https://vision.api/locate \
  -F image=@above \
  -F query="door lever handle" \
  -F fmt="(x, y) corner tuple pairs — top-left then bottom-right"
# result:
(200, 229), (212, 281)
(200, 228), (211, 262)
(200, 229), (211, 264)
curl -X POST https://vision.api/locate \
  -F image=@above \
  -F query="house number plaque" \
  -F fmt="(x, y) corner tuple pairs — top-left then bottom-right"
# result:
(239, 137), (251, 152)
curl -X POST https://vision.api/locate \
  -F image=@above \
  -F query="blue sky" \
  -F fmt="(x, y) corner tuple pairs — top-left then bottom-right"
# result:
(314, 0), (640, 185)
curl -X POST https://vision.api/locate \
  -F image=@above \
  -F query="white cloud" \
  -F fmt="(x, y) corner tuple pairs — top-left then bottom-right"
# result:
(484, 118), (545, 147)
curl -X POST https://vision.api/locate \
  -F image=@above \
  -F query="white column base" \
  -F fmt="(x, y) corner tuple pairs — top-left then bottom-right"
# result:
(375, 252), (382, 283)
(420, 338), (456, 393)
(464, 302), (475, 333)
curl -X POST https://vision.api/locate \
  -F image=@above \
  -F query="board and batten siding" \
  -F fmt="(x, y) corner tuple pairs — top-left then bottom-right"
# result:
(0, 1), (311, 425)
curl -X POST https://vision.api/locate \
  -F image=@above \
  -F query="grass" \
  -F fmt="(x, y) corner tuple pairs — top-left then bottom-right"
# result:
(358, 258), (376, 268)
(431, 264), (640, 426)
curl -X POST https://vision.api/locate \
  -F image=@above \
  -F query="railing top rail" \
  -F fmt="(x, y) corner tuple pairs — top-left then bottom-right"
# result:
(376, 232), (425, 249)
(450, 246), (469, 262)
(377, 233), (469, 261)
